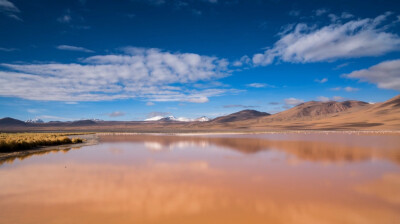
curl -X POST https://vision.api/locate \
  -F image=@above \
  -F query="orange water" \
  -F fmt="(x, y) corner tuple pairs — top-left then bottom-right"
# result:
(1, 133), (399, 224)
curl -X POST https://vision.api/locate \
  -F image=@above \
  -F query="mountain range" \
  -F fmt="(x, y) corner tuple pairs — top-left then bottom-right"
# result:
(145, 116), (210, 122)
(1, 95), (399, 131)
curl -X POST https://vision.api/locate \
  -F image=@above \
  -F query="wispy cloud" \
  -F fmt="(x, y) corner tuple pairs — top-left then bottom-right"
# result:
(334, 62), (350, 70)
(57, 13), (72, 23)
(37, 115), (73, 121)
(233, 55), (251, 67)
(223, 104), (258, 108)
(317, 96), (330, 102)
(0, 47), (231, 103)
(288, 10), (300, 17)
(27, 108), (45, 114)
(146, 102), (155, 106)
(106, 111), (125, 117)
(330, 86), (359, 92)
(147, 111), (170, 118)
(315, 8), (328, 16)
(56, 45), (94, 53)
(315, 78), (328, 83)
(284, 98), (304, 106)
(344, 59), (400, 91)
(253, 12), (400, 65)
(0, 0), (22, 21)
(0, 47), (18, 52)
(317, 96), (345, 102)
(246, 83), (273, 88)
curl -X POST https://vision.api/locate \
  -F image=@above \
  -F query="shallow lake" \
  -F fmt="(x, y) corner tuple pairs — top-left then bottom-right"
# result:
(1, 133), (400, 224)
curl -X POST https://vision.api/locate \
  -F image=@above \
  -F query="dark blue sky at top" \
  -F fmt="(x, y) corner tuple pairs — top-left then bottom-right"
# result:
(1, 0), (400, 121)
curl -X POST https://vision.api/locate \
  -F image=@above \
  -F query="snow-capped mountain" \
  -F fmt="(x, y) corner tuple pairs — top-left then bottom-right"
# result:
(144, 116), (165, 121)
(195, 116), (210, 122)
(25, 118), (44, 123)
(144, 115), (209, 122)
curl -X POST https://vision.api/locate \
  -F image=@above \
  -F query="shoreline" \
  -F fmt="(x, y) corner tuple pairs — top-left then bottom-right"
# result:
(2, 130), (400, 162)
(0, 134), (98, 162)
(96, 130), (400, 136)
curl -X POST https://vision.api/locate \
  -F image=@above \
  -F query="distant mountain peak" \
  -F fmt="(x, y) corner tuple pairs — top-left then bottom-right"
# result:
(211, 110), (270, 123)
(144, 115), (210, 122)
(25, 118), (44, 123)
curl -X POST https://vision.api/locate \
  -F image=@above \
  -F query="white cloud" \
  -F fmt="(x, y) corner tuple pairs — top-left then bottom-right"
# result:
(107, 111), (125, 117)
(27, 108), (45, 114)
(246, 83), (274, 88)
(341, 12), (354, 19)
(0, 47), (230, 103)
(317, 96), (330, 102)
(37, 115), (73, 121)
(330, 86), (359, 92)
(284, 98), (304, 106)
(317, 96), (345, 102)
(344, 59), (400, 91)
(315, 78), (328, 83)
(233, 55), (251, 67)
(0, 0), (21, 20)
(289, 10), (300, 17)
(334, 62), (350, 70)
(344, 86), (359, 92)
(57, 14), (71, 23)
(332, 96), (345, 101)
(315, 9), (328, 16)
(0, 47), (17, 52)
(146, 102), (155, 106)
(57, 45), (94, 53)
(252, 12), (400, 65)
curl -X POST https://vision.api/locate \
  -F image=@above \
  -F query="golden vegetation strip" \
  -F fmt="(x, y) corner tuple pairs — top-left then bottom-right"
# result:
(0, 133), (84, 153)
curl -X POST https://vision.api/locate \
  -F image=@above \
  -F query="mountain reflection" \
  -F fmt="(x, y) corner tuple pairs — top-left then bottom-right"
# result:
(100, 134), (400, 165)
(1, 133), (400, 224)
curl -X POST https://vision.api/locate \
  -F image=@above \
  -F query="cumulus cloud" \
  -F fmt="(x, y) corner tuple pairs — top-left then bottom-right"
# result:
(57, 45), (94, 53)
(107, 111), (125, 117)
(0, 0), (21, 20)
(284, 98), (304, 106)
(315, 78), (328, 83)
(344, 59), (400, 91)
(0, 47), (231, 102)
(252, 12), (400, 65)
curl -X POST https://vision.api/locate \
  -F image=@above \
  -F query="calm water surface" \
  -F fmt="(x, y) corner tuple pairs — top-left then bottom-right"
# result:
(1, 133), (400, 224)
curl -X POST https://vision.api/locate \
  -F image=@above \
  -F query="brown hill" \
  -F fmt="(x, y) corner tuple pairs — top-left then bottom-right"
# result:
(69, 120), (97, 126)
(210, 110), (270, 123)
(0, 117), (27, 127)
(270, 100), (369, 121)
(238, 95), (400, 130)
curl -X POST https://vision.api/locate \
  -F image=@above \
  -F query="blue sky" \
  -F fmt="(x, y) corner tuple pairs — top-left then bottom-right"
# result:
(1, 0), (400, 121)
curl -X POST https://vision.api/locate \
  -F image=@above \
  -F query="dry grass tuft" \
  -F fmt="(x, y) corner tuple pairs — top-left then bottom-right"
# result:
(0, 133), (85, 153)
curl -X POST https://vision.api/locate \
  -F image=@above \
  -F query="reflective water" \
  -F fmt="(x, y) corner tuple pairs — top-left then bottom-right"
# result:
(1, 133), (400, 224)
